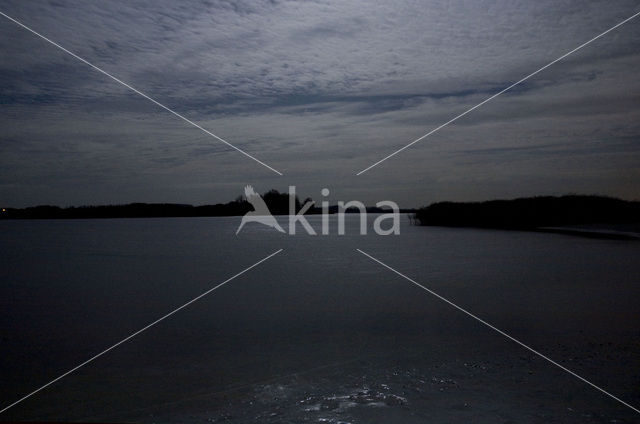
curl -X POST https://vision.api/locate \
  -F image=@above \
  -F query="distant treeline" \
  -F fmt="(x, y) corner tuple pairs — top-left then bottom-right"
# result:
(414, 195), (640, 229)
(0, 189), (305, 220)
(0, 189), (410, 220)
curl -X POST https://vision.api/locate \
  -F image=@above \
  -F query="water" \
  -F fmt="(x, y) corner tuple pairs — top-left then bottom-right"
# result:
(1, 216), (639, 423)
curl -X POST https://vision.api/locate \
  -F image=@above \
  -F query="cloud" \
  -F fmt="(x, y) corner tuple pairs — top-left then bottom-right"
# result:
(0, 0), (639, 206)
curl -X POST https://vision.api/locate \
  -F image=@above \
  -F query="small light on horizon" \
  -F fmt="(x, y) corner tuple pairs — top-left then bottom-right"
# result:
(1, 208), (5, 212)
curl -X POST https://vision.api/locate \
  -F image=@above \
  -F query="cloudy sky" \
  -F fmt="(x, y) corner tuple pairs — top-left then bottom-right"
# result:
(1, 0), (639, 208)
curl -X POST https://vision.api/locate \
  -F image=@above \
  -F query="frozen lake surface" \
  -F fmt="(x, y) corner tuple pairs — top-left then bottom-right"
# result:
(1, 215), (639, 423)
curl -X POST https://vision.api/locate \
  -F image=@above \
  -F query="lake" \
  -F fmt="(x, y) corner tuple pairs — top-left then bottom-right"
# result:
(1, 215), (639, 423)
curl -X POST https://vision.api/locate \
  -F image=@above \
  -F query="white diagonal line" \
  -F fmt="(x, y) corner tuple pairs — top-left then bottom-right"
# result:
(356, 248), (640, 414)
(0, 10), (283, 176)
(356, 10), (640, 175)
(0, 248), (283, 415)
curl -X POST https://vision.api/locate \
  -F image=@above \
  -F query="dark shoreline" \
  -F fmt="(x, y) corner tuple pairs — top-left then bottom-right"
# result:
(0, 187), (415, 220)
(3, 195), (638, 243)
(414, 224), (640, 241)
(534, 226), (640, 240)
(414, 195), (639, 240)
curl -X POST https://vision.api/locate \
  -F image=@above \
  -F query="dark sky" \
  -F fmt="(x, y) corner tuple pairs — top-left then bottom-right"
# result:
(1, 0), (639, 208)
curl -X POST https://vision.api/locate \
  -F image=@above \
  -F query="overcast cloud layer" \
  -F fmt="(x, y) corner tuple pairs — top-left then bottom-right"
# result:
(1, 0), (639, 207)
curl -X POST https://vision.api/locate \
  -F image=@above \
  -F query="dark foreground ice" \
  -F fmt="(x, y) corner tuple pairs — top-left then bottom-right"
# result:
(1, 216), (639, 423)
